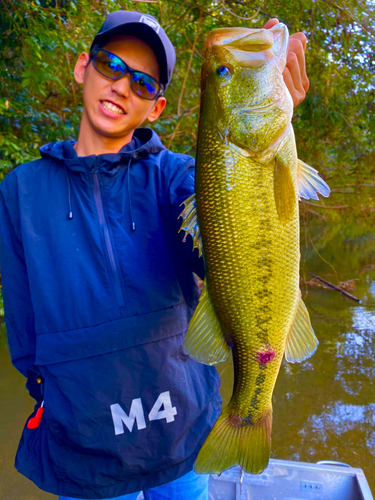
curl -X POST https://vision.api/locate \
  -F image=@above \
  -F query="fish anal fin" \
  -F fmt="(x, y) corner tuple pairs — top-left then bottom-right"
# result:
(274, 156), (296, 223)
(179, 194), (203, 257)
(297, 159), (330, 201)
(184, 281), (230, 366)
(285, 294), (319, 363)
(194, 405), (272, 474)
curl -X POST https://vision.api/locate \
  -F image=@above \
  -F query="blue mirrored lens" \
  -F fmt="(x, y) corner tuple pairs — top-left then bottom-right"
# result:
(132, 73), (157, 98)
(93, 50), (161, 100)
(106, 54), (125, 74)
(94, 51), (124, 78)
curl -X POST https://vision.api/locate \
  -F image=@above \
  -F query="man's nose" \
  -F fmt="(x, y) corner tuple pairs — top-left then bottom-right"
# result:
(110, 73), (132, 98)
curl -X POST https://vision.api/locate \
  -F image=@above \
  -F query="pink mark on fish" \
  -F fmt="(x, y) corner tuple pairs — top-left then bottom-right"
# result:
(257, 349), (276, 365)
(229, 414), (243, 428)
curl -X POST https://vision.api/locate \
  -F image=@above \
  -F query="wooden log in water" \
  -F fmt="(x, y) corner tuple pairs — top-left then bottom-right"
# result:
(300, 200), (349, 209)
(307, 272), (361, 303)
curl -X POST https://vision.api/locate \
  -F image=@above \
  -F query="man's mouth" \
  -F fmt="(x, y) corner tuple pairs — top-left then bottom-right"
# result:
(101, 100), (125, 115)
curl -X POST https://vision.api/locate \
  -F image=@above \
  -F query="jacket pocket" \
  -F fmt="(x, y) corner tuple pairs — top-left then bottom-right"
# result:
(37, 332), (220, 479)
(36, 302), (191, 365)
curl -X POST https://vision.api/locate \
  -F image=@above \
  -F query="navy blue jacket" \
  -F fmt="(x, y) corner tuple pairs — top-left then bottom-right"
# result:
(0, 128), (221, 499)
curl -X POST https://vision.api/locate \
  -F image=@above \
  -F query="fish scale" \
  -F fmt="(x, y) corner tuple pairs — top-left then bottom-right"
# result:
(180, 23), (328, 475)
(197, 133), (299, 425)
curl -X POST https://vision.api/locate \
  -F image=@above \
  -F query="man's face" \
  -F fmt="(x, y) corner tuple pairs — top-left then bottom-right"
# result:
(75, 35), (165, 140)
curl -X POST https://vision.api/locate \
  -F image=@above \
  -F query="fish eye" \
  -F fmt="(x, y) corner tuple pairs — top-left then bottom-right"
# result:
(216, 66), (231, 78)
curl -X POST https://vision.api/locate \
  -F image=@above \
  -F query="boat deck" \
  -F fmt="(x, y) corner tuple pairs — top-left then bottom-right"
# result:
(208, 459), (374, 500)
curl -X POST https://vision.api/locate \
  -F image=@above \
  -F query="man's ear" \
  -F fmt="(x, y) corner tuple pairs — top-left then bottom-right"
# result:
(74, 52), (90, 84)
(147, 97), (167, 123)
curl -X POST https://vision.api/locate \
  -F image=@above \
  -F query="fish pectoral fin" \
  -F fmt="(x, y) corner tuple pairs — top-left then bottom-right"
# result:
(297, 159), (331, 201)
(184, 280), (230, 365)
(274, 155), (297, 222)
(178, 194), (203, 257)
(285, 293), (319, 363)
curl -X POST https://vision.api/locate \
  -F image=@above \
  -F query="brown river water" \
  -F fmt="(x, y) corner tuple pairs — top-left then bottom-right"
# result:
(0, 222), (374, 499)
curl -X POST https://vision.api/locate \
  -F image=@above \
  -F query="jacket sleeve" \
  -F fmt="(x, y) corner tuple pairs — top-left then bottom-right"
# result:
(165, 155), (205, 280)
(0, 189), (36, 377)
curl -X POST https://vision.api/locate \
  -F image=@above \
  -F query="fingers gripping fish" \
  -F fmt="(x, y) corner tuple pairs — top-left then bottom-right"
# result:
(179, 24), (330, 475)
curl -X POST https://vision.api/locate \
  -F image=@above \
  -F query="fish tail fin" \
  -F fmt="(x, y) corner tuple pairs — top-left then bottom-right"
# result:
(195, 405), (272, 475)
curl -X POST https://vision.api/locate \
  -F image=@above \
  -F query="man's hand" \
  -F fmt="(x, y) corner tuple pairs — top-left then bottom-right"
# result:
(264, 18), (309, 108)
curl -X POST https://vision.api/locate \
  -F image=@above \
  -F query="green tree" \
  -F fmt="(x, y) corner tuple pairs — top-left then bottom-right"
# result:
(1, 0), (374, 179)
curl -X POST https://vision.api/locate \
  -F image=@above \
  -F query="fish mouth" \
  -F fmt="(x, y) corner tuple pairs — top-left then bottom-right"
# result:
(205, 28), (274, 52)
(205, 24), (289, 71)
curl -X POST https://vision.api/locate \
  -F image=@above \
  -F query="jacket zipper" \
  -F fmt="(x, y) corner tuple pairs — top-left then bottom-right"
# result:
(92, 160), (125, 307)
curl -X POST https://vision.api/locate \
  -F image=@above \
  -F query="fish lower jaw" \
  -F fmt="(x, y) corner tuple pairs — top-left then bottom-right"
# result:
(228, 122), (292, 161)
(228, 139), (276, 162)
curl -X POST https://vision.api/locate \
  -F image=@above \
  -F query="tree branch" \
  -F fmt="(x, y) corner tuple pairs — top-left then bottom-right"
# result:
(177, 10), (202, 118)
(183, 33), (203, 59)
(131, 0), (160, 3)
(300, 200), (349, 209)
(166, 115), (183, 150)
(221, 0), (265, 21)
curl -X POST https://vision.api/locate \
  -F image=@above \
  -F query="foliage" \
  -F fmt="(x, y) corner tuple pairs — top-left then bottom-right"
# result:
(1, 0), (374, 179)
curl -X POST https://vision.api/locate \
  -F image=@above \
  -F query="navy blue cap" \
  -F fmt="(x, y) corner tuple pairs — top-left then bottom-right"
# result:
(90, 11), (176, 88)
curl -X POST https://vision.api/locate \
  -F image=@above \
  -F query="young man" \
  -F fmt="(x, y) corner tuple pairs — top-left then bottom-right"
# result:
(0, 10), (309, 500)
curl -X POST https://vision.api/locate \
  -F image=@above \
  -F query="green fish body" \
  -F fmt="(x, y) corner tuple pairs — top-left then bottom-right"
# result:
(180, 24), (330, 475)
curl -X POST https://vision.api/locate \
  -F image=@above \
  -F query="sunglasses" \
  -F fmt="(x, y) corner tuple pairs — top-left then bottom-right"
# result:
(90, 48), (164, 101)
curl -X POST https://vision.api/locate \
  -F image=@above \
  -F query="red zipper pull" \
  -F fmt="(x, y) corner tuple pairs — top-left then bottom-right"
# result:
(27, 401), (44, 429)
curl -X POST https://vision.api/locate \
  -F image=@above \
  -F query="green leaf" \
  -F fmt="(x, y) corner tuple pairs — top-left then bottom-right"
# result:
(21, 78), (31, 88)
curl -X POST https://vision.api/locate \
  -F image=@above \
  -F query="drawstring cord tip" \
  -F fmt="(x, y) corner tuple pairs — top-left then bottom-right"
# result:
(64, 165), (73, 221)
(27, 401), (44, 429)
(127, 159), (136, 233)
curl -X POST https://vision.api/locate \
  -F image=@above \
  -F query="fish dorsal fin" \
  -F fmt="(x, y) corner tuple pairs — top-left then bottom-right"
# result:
(297, 160), (331, 200)
(274, 156), (297, 222)
(184, 281), (230, 365)
(285, 293), (319, 363)
(179, 194), (203, 257)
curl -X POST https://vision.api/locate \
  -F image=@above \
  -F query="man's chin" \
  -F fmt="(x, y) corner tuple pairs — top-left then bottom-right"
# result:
(93, 125), (135, 140)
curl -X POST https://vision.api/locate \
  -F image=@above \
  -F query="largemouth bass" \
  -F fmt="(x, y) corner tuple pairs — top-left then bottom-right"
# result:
(180, 24), (330, 474)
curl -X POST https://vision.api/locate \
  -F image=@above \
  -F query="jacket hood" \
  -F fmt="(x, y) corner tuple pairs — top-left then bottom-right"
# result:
(38, 128), (166, 223)
(39, 128), (166, 172)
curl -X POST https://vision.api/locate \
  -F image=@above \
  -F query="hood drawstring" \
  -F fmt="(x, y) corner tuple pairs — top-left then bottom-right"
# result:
(127, 157), (136, 231)
(64, 158), (136, 229)
(64, 165), (73, 220)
